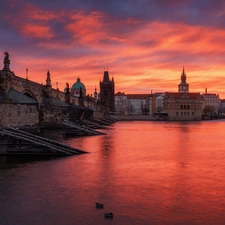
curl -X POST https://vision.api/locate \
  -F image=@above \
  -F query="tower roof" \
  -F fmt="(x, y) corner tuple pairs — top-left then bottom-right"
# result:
(181, 66), (186, 83)
(103, 71), (109, 82)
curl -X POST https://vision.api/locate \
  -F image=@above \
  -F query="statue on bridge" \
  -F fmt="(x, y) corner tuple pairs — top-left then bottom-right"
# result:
(3, 51), (10, 71)
(4, 51), (9, 61)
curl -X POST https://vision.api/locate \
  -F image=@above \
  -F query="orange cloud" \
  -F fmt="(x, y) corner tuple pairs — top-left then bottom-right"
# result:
(20, 24), (54, 39)
(5, 6), (225, 98)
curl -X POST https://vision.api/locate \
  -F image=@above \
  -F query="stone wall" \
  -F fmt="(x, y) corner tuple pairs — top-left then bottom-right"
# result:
(0, 103), (39, 127)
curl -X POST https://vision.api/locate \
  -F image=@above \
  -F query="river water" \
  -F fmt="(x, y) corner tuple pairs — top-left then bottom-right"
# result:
(1, 120), (225, 225)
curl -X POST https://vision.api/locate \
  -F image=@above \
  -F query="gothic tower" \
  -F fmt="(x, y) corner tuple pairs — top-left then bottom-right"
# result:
(178, 67), (189, 92)
(99, 70), (115, 112)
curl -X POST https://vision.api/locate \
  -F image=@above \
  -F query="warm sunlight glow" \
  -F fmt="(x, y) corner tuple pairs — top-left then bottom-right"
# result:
(2, 1), (225, 98)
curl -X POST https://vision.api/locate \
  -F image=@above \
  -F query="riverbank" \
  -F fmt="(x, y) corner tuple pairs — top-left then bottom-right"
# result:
(110, 115), (156, 121)
(110, 114), (225, 121)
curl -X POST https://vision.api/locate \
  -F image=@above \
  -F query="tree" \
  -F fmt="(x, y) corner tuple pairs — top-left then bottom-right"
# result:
(203, 105), (215, 115)
(127, 101), (135, 115)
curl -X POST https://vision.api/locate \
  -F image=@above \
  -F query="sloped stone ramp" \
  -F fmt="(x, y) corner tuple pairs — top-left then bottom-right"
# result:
(0, 127), (87, 155)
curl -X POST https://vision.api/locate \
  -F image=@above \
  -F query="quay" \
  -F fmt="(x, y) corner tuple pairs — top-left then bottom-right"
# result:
(110, 115), (156, 121)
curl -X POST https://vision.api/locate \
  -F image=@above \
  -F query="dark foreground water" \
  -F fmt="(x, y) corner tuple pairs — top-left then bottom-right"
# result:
(1, 120), (225, 225)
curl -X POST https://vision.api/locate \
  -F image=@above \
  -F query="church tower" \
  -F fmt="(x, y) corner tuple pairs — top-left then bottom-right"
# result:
(99, 70), (115, 112)
(178, 67), (189, 92)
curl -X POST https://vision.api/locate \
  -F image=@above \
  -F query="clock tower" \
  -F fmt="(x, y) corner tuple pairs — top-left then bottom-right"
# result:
(178, 67), (189, 92)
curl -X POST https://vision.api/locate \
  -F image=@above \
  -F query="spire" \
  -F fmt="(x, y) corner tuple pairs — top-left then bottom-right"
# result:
(181, 66), (186, 82)
(178, 66), (189, 92)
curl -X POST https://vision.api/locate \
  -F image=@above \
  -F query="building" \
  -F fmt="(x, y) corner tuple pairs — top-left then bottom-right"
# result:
(154, 92), (165, 113)
(99, 70), (115, 112)
(127, 94), (153, 115)
(164, 68), (204, 120)
(202, 89), (220, 115)
(114, 92), (154, 115)
(114, 92), (127, 115)
(164, 92), (204, 120)
(221, 99), (225, 114)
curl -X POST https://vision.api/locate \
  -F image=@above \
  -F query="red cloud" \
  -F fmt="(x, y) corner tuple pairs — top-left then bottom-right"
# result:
(5, 5), (225, 98)
(20, 24), (54, 39)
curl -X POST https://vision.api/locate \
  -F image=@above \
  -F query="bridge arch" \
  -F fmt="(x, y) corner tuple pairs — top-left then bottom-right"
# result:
(23, 89), (38, 102)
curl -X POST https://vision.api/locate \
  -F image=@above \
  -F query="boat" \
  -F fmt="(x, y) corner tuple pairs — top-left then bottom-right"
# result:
(96, 203), (104, 208)
(104, 212), (113, 218)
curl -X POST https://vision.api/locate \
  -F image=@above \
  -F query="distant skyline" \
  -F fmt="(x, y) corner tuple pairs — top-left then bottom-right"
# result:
(1, 0), (225, 98)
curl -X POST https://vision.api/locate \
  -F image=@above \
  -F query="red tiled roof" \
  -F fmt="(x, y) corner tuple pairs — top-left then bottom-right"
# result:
(202, 93), (217, 96)
(115, 91), (126, 96)
(165, 92), (201, 99)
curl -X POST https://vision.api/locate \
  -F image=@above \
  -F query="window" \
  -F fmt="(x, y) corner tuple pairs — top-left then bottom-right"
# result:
(192, 112), (194, 115)
(181, 105), (183, 109)
(187, 105), (190, 110)
(184, 105), (186, 109)
(176, 112), (178, 115)
(181, 112), (183, 115)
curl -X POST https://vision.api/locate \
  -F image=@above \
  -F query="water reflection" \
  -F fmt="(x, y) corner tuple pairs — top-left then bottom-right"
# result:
(1, 121), (225, 224)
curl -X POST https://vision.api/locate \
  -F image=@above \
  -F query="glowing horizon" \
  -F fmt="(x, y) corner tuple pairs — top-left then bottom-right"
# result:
(2, 1), (225, 98)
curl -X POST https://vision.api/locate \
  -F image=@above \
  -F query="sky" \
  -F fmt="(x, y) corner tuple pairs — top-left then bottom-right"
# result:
(1, 0), (225, 98)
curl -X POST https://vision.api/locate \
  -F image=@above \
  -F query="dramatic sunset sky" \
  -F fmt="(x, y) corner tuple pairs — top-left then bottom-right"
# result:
(1, 0), (225, 97)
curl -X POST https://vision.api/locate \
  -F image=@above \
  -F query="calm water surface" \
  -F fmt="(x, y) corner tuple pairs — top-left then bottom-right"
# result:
(1, 121), (225, 225)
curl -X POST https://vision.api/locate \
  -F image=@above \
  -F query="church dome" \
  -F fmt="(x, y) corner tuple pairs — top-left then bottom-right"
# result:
(71, 77), (85, 90)
(71, 77), (86, 97)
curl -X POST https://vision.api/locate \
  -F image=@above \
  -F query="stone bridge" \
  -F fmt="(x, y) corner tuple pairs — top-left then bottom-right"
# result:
(0, 52), (101, 128)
